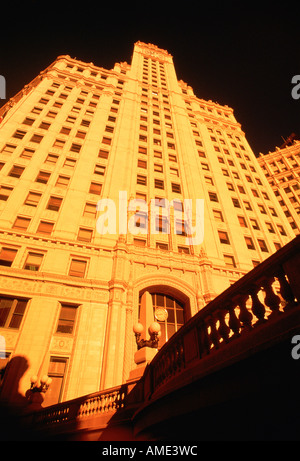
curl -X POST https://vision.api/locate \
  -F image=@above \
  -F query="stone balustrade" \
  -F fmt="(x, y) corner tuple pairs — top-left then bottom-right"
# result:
(31, 384), (128, 429)
(142, 235), (300, 400)
(23, 236), (300, 440)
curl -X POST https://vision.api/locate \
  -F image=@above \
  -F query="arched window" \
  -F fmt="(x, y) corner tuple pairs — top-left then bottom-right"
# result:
(139, 292), (185, 348)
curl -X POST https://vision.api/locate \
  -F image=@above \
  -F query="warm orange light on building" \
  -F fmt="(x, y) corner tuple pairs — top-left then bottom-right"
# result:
(0, 42), (295, 409)
(258, 140), (300, 236)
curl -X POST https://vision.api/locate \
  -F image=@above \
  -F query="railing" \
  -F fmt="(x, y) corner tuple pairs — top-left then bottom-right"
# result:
(24, 236), (300, 438)
(142, 235), (300, 399)
(31, 384), (128, 429)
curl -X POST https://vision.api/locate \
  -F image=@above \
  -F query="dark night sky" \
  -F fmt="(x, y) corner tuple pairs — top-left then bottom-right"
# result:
(1, 1), (299, 155)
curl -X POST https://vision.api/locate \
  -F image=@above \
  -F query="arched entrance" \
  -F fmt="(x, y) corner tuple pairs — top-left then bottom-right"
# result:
(138, 282), (193, 348)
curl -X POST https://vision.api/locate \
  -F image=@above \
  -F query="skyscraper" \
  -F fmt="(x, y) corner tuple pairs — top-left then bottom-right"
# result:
(258, 140), (300, 236)
(0, 42), (295, 407)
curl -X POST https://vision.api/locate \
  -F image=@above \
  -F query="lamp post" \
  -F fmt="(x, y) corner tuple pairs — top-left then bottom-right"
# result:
(128, 291), (161, 382)
(25, 374), (52, 410)
(29, 374), (52, 393)
(133, 320), (161, 349)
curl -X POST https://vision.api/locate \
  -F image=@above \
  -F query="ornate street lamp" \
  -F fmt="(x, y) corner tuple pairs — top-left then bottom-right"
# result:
(30, 374), (52, 393)
(133, 320), (161, 349)
(128, 291), (162, 382)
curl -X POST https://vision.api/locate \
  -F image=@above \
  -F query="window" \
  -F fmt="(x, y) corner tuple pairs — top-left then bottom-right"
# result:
(178, 246), (190, 254)
(258, 239), (268, 252)
(250, 218), (260, 230)
(44, 357), (68, 406)
(209, 192), (219, 203)
(133, 212), (147, 230)
(9, 165), (25, 178)
(277, 225), (287, 236)
(22, 117), (35, 126)
(45, 153), (59, 164)
(24, 192), (42, 207)
(83, 202), (97, 218)
(53, 139), (65, 149)
(94, 164), (105, 175)
(89, 182), (102, 195)
(0, 297), (28, 329)
(138, 159), (147, 169)
(171, 183), (181, 193)
(36, 171), (51, 184)
(0, 248), (17, 266)
(258, 204), (266, 214)
(266, 222), (275, 233)
(136, 192), (147, 201)
(155, 179), (164, 189)
(133, 238), (146, 247)
(155, 216), (169, 233)
(137, 175), (147, 186)
(232, 197), (240, 208)
(99, 149), (109, 159)
(245, 236), (255, 250)
(175, 220), (187, 236)
(252, 260), (261, 268)
(138, 146), (147, 155)
(23, 252), (44, 271)
(238, 216), (247, 227)
(47, 196), (62, 212)
(30, 134), (43, 144)
(0, 186), (13, 201)
(37, 221), (54, 235)
(75, 130), (86, 139)
(213, 210), (224, 222)
(218, 230), (230, 244)
(156, 242), (168, 251)
(269, 208), (277, 217)
(102, 137), (112, 145)
(13, 216), (31, 231)
(223, 254), (236, 268)
(65, 116), (76, 124)
(149, 293), (184, 348)
(201, 162), (209, 171)
(20, 148), (35, 159)
(12, 130), (26, 140)
(154, 163), (163, 173)
(56, 175), (70, 188)
(63, 158), (77, 168)
(70, 143), (81, 153)
(69, 259), (87, 277)
(56, 304), (77, 334)
(77, 228), (93, 242)
(1, 144), (16, 154)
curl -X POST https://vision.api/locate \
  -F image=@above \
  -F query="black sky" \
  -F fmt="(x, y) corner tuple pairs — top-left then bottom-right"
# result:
(1, 0), (299, 155)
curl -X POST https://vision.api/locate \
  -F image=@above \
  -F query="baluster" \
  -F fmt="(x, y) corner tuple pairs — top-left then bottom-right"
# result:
(238, 294), (253, 331)
(263, 276), (281, 317)
(228, 304), (241, 337)
(276, 269), (296, 310)
(100, 394), (105, 413)
(209, 315), (221, 349)
(217, 307), (231, 343)
(250, 286), (266, 324)
(198, 321), (212, 356)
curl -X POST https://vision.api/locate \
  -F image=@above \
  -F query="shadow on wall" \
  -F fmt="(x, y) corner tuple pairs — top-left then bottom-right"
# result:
(0, 355), (43, 441)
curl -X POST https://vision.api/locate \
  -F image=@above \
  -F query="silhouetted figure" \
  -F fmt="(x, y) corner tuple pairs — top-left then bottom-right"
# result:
(0, 355), (39, 440)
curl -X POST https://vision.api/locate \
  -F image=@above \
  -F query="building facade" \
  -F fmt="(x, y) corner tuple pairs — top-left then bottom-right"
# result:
(0, 42), (295, 407)
(258, 140), (300, 236)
